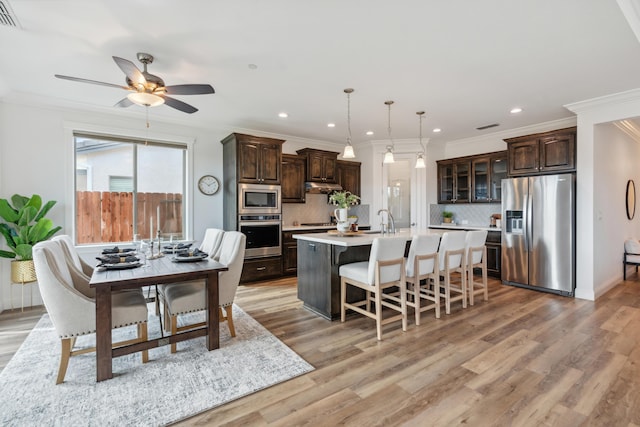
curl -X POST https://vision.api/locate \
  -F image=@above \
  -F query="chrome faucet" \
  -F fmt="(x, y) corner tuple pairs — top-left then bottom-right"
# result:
(377, 209), (396, 234)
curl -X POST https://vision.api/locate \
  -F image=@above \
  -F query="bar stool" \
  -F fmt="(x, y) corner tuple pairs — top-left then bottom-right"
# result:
(340, 236), (407, 341)
(405, 234), (441, 324)
(465, 230), (488, 306)
(437, 231), (467, 314)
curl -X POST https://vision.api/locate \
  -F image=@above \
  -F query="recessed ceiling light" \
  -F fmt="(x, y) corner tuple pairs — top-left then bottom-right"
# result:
(510, 107), (523, 114)
(278, 112), (288, 118)
(327, 123), (335, 128)
(433, 128), (442, 133)
(366, 131), (374, 135)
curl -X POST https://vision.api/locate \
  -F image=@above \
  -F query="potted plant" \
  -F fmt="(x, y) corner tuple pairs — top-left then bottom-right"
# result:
(328, 191), (360, 209)
(442, 211), (454, 224)
(0, 194), (62, 283)
(329, 191), (360, 232)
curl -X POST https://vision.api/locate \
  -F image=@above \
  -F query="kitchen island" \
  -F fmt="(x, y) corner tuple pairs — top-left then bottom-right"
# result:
(293, 230), (422, 320)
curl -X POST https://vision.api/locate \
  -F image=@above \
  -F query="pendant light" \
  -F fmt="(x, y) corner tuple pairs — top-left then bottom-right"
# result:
(383, 100), (395, 164)
(342, 88), (355, 159)
(415, 111), (426, 169)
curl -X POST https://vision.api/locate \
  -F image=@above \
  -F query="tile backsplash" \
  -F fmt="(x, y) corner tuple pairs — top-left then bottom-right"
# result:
(283, 193), (370, 226)
(429, 203), (501, 227)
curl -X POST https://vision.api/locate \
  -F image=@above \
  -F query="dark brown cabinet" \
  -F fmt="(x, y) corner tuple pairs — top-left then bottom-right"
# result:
(485, 230), (501, 278)
(438, 151), (507, 204)
(336, 160), (361, 196)
(282, 230), (327, 275)
(296, 148), (339, 183)
(240, 256), (283, 283)
(437, 159), (471, 203)
(471, 151), (508, 203)
(282, 154), (306, 203)
(505, 127), (576, 176)
(222, 133), (284, 185)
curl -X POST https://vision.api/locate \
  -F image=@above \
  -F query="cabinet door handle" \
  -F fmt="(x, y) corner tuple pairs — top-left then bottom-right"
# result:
(256, 266), (267, 271)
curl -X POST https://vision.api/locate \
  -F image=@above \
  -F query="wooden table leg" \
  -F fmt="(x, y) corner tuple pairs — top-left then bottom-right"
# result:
(205, 272), (220, 351)
(95, 286), (113, 381)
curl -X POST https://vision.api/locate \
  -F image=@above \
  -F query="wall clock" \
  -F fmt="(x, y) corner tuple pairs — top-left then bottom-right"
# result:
(198, 175), (220, 195)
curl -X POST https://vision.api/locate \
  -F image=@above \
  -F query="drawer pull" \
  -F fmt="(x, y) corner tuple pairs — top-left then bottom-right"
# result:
(256, 266), (267, 271)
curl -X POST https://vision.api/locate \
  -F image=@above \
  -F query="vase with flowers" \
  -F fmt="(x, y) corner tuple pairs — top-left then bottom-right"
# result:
(329, 191), (360, 232)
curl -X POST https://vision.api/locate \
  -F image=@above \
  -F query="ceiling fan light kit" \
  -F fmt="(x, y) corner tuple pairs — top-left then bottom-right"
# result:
(127, 92), (164, 107)
(55, 52), (214, 114)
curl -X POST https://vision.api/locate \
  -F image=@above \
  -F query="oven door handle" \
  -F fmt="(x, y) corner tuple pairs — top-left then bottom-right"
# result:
(239, 221), (281, 227)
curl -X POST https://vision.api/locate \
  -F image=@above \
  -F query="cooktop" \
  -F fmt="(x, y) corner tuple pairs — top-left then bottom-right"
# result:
(300, 222), (334, 226)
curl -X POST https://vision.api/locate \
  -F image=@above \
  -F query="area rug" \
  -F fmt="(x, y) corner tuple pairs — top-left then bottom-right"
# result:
(0, 305), (314, 426)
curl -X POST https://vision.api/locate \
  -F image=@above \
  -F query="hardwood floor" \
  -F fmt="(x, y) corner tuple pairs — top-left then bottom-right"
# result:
(3, 276), (640, 425)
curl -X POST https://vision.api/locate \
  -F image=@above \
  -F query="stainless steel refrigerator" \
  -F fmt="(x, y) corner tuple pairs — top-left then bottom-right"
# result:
(501, 174), (575, 296)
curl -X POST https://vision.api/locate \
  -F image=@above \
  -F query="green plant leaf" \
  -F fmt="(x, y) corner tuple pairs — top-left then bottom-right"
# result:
(0, 199), (19, 223)
(0, 249), (16, 259)
(14, 244), (32, 260)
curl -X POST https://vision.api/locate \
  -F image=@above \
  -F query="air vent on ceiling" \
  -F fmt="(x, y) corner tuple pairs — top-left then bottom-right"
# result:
(0, 1), (20, 28)
(476, 123), (500, 130)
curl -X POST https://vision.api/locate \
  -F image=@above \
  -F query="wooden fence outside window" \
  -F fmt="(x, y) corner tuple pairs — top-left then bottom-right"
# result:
(76, 191), (183, 244)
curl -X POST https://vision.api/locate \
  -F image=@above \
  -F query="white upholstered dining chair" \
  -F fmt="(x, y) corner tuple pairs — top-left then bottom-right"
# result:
(437, 231), (468, 314)
(161, 231), (246, 353)
(405, 234), (441, 324)
(339, 236), (407, 341)
(465, 230), (488, 306)
(33, 240), (149, 384)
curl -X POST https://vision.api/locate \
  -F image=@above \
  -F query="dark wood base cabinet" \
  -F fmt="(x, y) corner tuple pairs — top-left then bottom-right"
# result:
(485, 231), (501, 278)
(296, 241), (371, 320)
(240, 256), (282, 284)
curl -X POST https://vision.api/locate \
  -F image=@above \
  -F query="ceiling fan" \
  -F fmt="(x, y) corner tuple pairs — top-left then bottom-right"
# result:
(55, 52), (214, 114)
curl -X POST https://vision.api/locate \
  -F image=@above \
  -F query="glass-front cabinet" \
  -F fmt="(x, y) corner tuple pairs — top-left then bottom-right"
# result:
(471, 152), (507, 203)
(438, 160), (471, 203)
(438, 150), (507, 204)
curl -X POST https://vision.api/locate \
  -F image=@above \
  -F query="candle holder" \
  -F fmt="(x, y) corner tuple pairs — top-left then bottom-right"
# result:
(147, 230), (165, 259)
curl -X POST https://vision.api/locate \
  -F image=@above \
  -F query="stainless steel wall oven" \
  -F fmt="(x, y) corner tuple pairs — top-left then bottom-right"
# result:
(238, 214), (282, 258)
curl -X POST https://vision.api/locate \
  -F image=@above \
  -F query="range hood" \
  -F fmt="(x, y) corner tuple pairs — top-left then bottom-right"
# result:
(304, 182), (343, 194)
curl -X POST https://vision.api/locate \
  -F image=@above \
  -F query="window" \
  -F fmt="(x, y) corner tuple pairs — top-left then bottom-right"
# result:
(74, 133), (186, 244)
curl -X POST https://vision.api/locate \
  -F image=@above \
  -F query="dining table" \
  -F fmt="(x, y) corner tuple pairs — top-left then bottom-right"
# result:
(89, 254), (228, 382)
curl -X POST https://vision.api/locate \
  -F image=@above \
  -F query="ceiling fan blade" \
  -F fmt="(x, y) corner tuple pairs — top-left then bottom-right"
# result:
(112, 56), (146, 86)
(162, 95), (198, 114)
(164, 84), (215, 95)
(114, 97), (134, 108)
(54, 74), (130, 90)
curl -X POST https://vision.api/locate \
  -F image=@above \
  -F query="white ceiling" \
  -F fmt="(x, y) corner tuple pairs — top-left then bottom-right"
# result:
(3, 0), (640, 146)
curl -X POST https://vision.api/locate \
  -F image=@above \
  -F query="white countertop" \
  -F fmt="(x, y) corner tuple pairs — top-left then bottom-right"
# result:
(283, 224), (371, 232)
(293, 229), (426, 247)
(428, 224), (501, 232)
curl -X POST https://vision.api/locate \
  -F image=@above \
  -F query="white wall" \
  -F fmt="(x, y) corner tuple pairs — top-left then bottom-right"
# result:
(593, 122), (640, 289)
(0, 99), (343, 311)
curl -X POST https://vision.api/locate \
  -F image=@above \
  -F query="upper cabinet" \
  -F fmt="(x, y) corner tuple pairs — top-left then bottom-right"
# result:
(438, 159), (471, 203)
(222, 133), (284, 185)
(281, 154), (306, 203)
(471, 151), (508, 203)
(437, 150), (507, 204)
(296, 148), (339, 183)
(504, 127), (576, 176)
(336, 160), (361, 196)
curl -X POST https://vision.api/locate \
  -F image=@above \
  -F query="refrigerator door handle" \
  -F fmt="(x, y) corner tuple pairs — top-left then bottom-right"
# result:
(526, 192), (533, 252)
(523, 194), (529, 252)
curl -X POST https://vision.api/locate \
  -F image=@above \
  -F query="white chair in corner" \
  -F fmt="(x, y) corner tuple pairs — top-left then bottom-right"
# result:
(437, 231), (468, 314)
(465, 230), (489, 306)
(405, 234), (441, 324)
(33, 240), (149, 384)
(340, 236), (407, 341)
(623, 239), (640, 280)
(161, 231), (246, 353)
